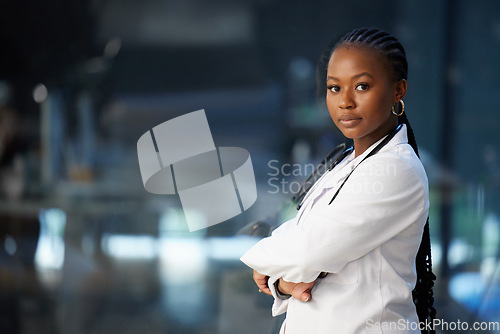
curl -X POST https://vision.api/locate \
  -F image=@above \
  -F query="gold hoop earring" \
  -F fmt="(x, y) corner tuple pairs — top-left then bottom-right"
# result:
(391, 100), (405, 116)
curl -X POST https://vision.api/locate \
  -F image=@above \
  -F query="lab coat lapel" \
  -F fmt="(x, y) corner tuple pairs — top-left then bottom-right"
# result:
(320, 124), (409, 196)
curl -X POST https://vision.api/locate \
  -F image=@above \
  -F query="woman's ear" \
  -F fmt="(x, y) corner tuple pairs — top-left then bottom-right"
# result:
(394, 79), (407, 101)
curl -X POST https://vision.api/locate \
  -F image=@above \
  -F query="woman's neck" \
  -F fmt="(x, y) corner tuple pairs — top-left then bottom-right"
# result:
(353, 120), (398, 157)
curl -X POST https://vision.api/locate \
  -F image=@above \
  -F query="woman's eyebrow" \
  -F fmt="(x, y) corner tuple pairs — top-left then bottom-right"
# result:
(326, 72), (375, 82)
(353, 72), (375, 79)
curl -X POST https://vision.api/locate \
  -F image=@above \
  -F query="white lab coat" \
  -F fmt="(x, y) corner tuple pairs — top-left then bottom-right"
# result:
(241, 125), (429, 334)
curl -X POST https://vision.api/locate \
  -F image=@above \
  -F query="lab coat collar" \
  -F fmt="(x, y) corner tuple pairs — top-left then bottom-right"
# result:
(322, 124), (408, 189)
(352, 123), (408, 163)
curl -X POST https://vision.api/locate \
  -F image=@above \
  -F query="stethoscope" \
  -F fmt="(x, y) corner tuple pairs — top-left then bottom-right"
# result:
(293, 123), (403, 211)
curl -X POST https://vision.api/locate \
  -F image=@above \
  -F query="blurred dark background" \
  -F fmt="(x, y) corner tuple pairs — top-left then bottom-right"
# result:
(0, 0), (499, 333)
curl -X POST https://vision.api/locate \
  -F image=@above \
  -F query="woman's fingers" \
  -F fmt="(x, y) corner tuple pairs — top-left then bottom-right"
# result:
(279, 278), (316, 302)
(253, 270), (272, 296)
(291, 281), (315, 302)
(254, 272), (316, 300)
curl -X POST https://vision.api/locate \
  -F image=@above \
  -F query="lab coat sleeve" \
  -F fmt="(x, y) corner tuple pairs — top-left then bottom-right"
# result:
(268, 276), (289, 316)
(240, 153), (428, 283)
(270, 217), (298, 237)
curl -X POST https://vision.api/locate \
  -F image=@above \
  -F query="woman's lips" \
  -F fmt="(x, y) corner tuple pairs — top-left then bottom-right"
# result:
(339, 115), (362, 128)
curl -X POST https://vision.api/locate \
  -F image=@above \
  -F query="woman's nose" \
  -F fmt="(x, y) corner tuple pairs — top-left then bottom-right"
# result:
(338, 91), (355, 109)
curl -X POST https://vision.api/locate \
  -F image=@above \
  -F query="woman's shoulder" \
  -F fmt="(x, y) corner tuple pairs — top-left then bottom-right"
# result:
(357, 142), (428, 186)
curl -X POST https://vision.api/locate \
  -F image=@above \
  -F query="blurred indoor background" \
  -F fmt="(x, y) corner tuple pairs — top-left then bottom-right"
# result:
(0, 0), (499, 333)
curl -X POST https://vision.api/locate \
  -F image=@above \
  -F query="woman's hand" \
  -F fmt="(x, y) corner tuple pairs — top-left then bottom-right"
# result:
(253, 270), (272, 296)
(253, 270), (316, 301)
(278, 278), (315, 302)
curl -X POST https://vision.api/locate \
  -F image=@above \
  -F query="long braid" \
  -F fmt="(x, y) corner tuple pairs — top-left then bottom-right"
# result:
(333, 28), (437, 333)
(400, 113), (437, 332)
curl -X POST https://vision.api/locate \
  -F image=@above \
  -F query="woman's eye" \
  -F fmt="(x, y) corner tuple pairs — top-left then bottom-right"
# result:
(329, 86), (340, 93)
(355, 83), (369, 91)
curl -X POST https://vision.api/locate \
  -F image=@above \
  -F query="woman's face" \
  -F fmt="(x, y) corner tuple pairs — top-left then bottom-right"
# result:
(326, 46), (405, 152)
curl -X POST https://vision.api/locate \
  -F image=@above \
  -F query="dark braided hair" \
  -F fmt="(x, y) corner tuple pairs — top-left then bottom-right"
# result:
(332, 28), (437, 333)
